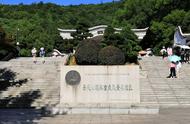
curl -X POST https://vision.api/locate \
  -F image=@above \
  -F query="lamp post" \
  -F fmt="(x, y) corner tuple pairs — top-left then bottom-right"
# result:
(112, 0), (115, 21)
(16, 28), (19, 45)
(16, 28), (20, 57)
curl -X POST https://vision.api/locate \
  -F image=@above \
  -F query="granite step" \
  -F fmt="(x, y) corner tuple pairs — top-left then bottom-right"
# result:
(0, 57), (64, 108)
(139, 56), (190, 107)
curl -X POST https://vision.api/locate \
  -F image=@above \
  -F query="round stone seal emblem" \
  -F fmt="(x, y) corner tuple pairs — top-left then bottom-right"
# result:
(65, 70), (81, 85)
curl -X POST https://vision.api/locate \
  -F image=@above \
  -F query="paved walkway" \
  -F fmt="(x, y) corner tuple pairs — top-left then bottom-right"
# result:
(37, 108), (190, 124)
(1, 108), (190, 124)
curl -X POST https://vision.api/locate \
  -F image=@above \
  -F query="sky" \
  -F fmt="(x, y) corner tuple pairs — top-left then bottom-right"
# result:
(0, 0), (115, 5)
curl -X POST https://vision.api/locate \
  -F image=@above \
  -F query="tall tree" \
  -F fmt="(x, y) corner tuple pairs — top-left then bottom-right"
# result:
(0, 26), (17, 60)
(71, 19), (93, 41)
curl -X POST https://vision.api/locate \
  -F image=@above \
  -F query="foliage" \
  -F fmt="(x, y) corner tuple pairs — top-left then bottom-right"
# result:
(115, 0), (190, 55)
(75, 39), (101, 65)
(71, 19), (93, 41)
(0, 2), (122, 57)
(115, 0), (190, 28)
(1, 0), (190, 59)
(102, 25), (141, 63)
(54, 38), (75, 53)
(98, 46), (125, 65)
(102, 25), (122, 47)
(140, 10), (190, 55)
(0, 26), (18, 60)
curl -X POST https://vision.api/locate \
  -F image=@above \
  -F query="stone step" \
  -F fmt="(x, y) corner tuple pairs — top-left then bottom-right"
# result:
(0, 57), (64, 108)
(139, 56), (190, 107)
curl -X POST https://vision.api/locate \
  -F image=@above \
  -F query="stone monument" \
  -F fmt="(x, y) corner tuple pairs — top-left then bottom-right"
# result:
(59, 65), (142, 114)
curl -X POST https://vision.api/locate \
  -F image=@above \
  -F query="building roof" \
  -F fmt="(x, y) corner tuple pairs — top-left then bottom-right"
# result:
(58, 25), (149, 40)
(131, 27), (149, 32)
(58, 25), (148, 32)
(177, 26), (190, 41)
(174, 26), (190, 47)
(88, 25), (108, 30)
(57, 28), (76, 32)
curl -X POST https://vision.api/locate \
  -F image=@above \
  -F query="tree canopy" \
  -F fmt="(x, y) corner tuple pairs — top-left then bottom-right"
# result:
(0, 26), (18, 60)
(114, 0), (190, 54)
(0, 2), (122, 57)
(0, 0), (190, 59)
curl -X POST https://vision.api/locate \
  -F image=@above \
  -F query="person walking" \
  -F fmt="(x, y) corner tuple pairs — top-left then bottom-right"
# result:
(160, 46), (167, 59)
(167, 47), (173, 56)
(31, 47), (37, 63)
(39, 47), (45, 64)
(167, 61), (177, 78)
(185, 50), (190, 63)
(181, 49), (185, 63)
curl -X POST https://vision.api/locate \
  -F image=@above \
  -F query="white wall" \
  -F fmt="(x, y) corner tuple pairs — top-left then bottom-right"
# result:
(59, 26), (148, 40)
(60, 32), (74, 39)
(60, 65), (140, 107)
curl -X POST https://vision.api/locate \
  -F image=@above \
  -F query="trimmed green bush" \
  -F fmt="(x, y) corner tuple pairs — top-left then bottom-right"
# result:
(75, 39), (100, 65)
(125, 51), (138, 63)
(98, 46), (125, 65)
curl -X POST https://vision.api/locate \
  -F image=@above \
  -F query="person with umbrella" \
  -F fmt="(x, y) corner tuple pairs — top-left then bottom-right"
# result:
(167, 55), (181, 78)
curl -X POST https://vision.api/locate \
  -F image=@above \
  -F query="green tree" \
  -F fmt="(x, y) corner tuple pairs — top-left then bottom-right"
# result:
(102, 25), (121, 46)
(102, 25), (141, 63)
(121, 26), (141, 62)
(71, 19), (93, 41)
(141, 10), (190, 55)
(0, 26), (17, 60)
(0, 2), (122, 57)
(75, 39), (101, 65)
(98, 45), (125, 65)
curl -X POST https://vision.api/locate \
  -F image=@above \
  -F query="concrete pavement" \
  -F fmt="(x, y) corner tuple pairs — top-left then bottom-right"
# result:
(1, 108), (190, 124)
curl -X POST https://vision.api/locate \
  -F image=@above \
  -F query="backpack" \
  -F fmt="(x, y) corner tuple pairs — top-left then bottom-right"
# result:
(40, 50), (45, 57)
(163, 50), (167, 55)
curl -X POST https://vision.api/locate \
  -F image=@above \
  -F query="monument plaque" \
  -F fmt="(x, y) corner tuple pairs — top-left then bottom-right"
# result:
(60, 65), (140, 106)
(65, 70), (81, 85)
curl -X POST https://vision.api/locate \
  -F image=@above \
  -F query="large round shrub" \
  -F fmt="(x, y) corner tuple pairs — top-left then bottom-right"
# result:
(75, 39), (100, 65)
(98, 46), (125, 65)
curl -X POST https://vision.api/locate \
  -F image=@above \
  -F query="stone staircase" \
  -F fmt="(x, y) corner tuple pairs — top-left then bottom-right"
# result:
(0, 57), (67, 108)
(1, 56), (190, 109)
(139, 56), (190, 107)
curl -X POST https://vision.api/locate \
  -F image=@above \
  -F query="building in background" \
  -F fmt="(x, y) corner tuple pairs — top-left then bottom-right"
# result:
(58, 25), (148, 40)
(174, 26), (190, 48)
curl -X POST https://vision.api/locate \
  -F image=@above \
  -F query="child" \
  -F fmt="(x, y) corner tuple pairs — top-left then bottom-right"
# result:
(167, 61), (177, 78)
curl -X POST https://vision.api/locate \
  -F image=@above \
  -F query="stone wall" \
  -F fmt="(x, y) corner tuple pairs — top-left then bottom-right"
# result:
(60, 65), (140, 107)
